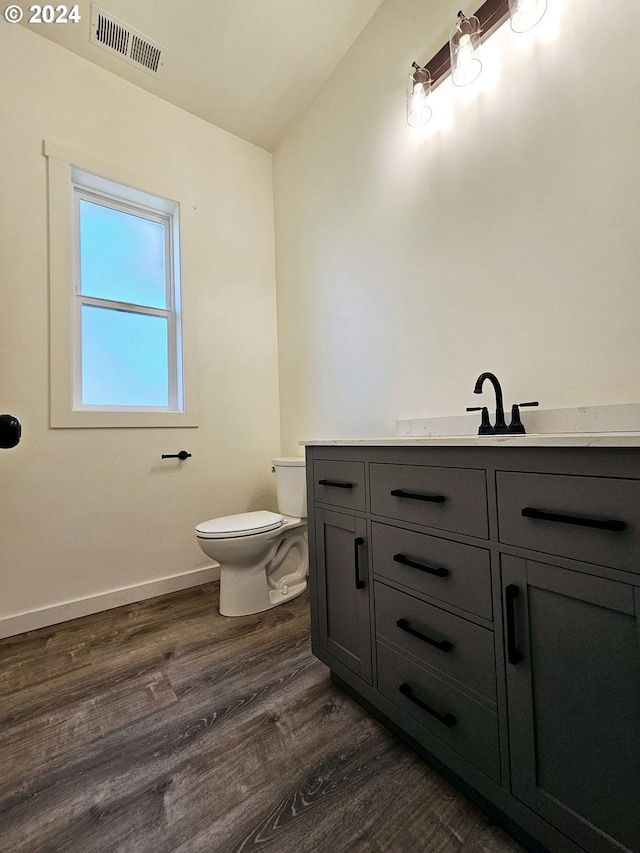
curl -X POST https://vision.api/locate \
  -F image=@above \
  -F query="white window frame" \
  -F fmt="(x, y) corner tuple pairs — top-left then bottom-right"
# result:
(46, 141), (199, 428)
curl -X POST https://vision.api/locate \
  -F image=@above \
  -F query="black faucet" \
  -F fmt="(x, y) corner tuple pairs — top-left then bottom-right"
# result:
(467, 372), (540, 435)
(470, 372), (509, 434)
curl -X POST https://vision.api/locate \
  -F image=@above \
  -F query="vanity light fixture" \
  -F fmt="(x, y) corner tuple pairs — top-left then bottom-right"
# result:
(405, 0), (548, 129)
(406, 62), (432, 127)
(508, 0), (547, 32)
(449, 11), (483, 86)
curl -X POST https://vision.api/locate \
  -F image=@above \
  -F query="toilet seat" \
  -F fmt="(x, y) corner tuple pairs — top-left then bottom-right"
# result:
(196, 510), (283, 540)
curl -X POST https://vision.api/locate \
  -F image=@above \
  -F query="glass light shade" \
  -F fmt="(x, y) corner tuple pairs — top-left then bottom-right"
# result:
(406, 65), (432, 127)
(449, 13), (482, 86)
(508, 0), (547, 32)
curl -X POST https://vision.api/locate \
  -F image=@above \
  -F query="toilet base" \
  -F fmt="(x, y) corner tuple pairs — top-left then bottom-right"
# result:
(219, 563), (307, 617)
(217, 528), (308, 617)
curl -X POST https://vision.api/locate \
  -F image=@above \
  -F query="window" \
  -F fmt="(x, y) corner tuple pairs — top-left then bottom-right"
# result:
(46, 142), (198, 427)
(73, 171), (181, 410)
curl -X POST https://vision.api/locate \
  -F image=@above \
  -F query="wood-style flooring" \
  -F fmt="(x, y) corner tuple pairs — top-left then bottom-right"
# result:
(0, 583), (524, 853)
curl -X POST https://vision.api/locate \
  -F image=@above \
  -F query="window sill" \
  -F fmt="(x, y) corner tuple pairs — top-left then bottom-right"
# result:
(50, 410), (199, 429)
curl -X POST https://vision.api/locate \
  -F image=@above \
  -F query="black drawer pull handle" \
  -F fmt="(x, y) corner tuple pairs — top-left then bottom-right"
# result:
(521, 507), (626, 532)
(393, 553), (449, 578)
(505, 584), (522, 666)
(318, 479), (354, 489)
(396, 618), (453, 652)
(390, 488), (446, 503)
(399, 682), (456, 727)
(354, 537), (365, 589)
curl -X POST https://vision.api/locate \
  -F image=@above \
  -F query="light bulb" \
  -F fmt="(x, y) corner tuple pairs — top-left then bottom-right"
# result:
(406, 66), (432, 127)
(450, 14), (482, 87)
(408, 82), (432, 127)
(458, 33), (473, 68)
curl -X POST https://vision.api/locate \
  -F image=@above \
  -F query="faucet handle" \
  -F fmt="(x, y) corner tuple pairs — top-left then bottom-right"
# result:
(466, 406), (493, 436)
(508, 401), (539, 435)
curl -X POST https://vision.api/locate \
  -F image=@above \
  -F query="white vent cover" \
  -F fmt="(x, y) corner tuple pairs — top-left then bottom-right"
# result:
(90, 5), (165, 76)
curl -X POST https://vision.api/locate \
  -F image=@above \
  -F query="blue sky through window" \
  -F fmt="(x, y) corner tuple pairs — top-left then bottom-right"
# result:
(79, 200), (167, 308)
(81, 305), (169, 407)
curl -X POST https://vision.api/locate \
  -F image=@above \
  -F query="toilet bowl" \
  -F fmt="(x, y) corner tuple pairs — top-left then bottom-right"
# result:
(195, 458), (308, 617)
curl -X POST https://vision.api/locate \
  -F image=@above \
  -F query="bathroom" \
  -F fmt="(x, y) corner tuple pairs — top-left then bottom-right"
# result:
(1, 0), (638, 850)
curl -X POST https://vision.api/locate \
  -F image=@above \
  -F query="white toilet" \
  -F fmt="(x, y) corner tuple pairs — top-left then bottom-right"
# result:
(195, 457), (308, 617)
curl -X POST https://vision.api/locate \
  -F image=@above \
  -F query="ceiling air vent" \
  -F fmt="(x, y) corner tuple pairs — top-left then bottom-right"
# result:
(90, 5), (165, 76)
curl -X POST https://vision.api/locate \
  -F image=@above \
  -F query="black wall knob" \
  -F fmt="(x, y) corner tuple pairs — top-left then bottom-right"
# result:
(0, 414), (21, 449)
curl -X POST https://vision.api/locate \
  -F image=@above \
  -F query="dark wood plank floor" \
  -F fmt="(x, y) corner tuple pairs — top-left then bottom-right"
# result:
(0, 584), (524, 853)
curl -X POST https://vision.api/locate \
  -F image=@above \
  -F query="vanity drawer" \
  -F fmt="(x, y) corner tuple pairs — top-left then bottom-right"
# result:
(375, 582), (496, 702)
(313, 460), (366, 512)
(497, 472), (640, 573)
(370, 463), (488, 538)
(372, 523), (492, 620)
(377, 643), (500, 782)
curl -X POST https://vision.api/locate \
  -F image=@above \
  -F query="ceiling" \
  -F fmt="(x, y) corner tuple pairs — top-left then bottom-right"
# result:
(20, 0), (384, 151)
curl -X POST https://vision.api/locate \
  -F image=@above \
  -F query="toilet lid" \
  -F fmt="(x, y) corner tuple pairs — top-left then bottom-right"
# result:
(196, 510), (283, 539)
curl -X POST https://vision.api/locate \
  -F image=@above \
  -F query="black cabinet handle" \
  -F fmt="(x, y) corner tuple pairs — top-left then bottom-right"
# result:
(162, 451), (191, 460)
(390, 488), (446, 503)
(521, 507), (625, 532)
(318, 479), (354, 489)
(505, 584), (522, 666)
(399, 683), (456, 728)
(354, 537), (365, 589)
(396, 618), (453, 652)
(393, 553), (449, 578)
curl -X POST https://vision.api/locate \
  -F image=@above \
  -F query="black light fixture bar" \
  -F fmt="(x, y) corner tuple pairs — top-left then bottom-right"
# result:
(424, 0), (510, 89)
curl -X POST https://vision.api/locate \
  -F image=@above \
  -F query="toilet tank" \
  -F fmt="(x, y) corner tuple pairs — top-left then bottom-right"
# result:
(272, 457), (307, 518)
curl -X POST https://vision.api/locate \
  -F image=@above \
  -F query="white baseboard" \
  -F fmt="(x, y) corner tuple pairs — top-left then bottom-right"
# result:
(0, 563), (220, 639)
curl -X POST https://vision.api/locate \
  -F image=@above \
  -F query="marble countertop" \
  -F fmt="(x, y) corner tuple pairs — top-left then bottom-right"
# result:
(300, 433), (640, 448)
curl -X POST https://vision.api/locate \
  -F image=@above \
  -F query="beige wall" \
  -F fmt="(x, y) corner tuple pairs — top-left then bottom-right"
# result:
(274, 0), (640, 451)
(0, 25), (281, 632)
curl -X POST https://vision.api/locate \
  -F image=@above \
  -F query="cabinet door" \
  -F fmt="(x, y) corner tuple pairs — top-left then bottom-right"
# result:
(502, 555), (640, 853)
(315, 509), (372, 683)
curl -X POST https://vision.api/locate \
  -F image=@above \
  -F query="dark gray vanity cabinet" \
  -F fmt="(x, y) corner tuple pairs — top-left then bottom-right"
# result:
(314, 508), (372, 684)
(310, 459), (372, 684)
(306, 444), (640, 853)
(503, 556), (640, 853)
